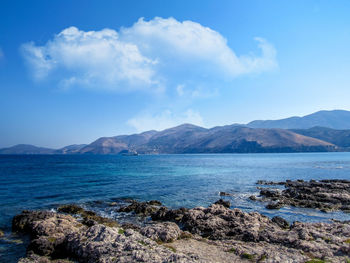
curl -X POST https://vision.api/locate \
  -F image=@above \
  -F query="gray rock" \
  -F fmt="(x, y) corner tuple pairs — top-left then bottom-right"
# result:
(140, 222), (181, 242)
(272, 216), (290, 229)
(214, 199), (231, 208)
(257, 179), (350, 212)
(266, 201), (284, 209)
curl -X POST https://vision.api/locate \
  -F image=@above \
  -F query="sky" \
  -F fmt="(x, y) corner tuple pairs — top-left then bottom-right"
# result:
(1, 0), (350, 148)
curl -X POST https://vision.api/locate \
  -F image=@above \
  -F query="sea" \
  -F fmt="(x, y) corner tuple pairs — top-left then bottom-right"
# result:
(1, 152), (350, 262)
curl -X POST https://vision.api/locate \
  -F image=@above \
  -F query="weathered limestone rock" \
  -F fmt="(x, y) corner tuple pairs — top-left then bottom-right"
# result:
(13, 195), (350, 263)
(140, 222), (181, 242)
(14, 210), (195, 263)
(256, 179), (350, 212)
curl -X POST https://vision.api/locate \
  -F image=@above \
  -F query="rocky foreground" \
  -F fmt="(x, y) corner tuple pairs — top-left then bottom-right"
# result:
(251, 179), (350, 212)
(12, 196), (350, 263)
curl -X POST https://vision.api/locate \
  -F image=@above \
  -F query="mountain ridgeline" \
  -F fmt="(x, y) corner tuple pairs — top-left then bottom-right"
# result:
(247, 110), (350, 129)
(2, 110), (350, 154)
(74, 125), (336, 154)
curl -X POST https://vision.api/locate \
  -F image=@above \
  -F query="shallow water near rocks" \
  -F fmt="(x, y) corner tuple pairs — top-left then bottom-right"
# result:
(1, 152), (350, 262)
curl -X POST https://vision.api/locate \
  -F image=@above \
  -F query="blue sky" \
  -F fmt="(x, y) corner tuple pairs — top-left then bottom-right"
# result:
(1, 0), (350, 148)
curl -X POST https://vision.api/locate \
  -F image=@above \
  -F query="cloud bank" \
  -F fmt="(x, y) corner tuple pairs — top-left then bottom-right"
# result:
(127, 109), (203, 132)
(21, 17), (277, 92)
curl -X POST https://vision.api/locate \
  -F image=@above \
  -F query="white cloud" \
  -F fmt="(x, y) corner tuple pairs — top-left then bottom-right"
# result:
(127, 109), (204, 132)
(21, 17), (277, 92)
(21, 27), (159, 92)
(121, 17), (277, 76)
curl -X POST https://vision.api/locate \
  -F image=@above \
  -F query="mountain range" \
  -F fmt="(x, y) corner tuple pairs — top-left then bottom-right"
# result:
(247, 110), (350, 129)
(2, 110), (350, 154)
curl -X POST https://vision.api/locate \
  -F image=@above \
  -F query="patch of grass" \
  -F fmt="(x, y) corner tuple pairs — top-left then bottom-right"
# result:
(47, 237), (57, 243)
(74, 223), (83, 228)
(258, 254), (267, 262)
(118, 228), (125, 234)
(155, 238), (163, 245)
(227, 247), (236, 253)
(164, 244), (176, 253)
(345, 238), (350, 243)
(345, 258), (350, 263)
(322, 236), (332, 242)
(241, 253), (255, 261)
(138, 240), (148, 246)
(0, 229), (4, 237)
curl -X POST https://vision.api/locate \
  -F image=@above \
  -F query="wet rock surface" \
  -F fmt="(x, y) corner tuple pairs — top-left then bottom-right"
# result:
(118, 200), (163, 216)
(13, 195), (350, 263)
(57, 204), (118, 227)
(213, 199), (231, 208)
(255, 179), (350, 212)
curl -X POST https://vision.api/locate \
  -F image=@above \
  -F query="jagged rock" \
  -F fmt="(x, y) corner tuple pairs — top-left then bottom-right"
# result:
(214, 199), (230, 208)
(148, 200), (162, 206)
(13, 198), (350, 263)
(140, 222), (181, 242)
(180, 204), (273, 241)
(58, 204), (118, 227)
(249, 195), (257, 201)
(257, 179), (350, 212)
(266, 201), (284, 210)
(57, 204), (84, 214)
(151, 207), (188, 222)
(260, 188), (281, 198)
(64, 224), (194, 262)
(118, 200), (162, 216)
(15, 210), (195, 263)
(121, 223), (141, 231)
(272, 216), (289, 229)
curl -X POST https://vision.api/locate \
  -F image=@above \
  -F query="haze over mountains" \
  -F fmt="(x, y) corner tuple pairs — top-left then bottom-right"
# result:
(247, 110), (350, 129)
(2, 110), (350, 154)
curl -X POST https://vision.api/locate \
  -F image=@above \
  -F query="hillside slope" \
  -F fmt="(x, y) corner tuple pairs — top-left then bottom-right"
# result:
(77, 125), (336, 154)
(247, 110), (350, 129)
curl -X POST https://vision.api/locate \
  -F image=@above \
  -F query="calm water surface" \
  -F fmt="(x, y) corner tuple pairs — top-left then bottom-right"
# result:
(1, 153), (350, 261)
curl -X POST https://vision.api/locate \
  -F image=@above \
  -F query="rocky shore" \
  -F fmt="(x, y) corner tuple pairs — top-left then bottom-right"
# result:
(12, 195), (350, 263)
(251, 179), (350, 212)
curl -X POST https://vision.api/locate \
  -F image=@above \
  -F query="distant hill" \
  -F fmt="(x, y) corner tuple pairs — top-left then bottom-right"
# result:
(4, 109), (350, 154)
(76, 124), (336, 154)
(0, 144), (87, 155)
(78, 131), (157, 154)
(291, 127), (350, 149)
(0, 144), (55, 154)
(55, 144), (87, 154)
(247, 110), (350, 129)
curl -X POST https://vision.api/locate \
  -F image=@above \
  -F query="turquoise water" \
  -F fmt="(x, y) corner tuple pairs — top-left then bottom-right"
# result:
(1, 152), (350, 261)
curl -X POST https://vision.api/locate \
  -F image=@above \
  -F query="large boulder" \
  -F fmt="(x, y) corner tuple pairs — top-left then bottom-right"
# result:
(140, 222), (181, 242)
